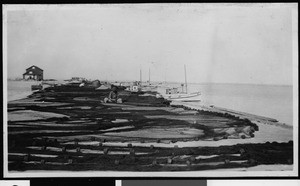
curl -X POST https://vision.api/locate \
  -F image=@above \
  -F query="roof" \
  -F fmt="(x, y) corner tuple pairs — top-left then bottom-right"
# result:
(26, 65), (43, 71)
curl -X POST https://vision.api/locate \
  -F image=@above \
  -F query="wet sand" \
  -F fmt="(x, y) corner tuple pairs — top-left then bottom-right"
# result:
(7, 84), (293, 172)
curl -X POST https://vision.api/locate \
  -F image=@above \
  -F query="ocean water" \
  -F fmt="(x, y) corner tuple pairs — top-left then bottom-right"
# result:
(7, 80), (40, 102)
(7, 80), (293, 125)
(159, 83), (293, 126)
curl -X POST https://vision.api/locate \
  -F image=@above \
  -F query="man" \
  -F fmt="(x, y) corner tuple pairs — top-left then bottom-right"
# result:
(104, 86), (122, 103)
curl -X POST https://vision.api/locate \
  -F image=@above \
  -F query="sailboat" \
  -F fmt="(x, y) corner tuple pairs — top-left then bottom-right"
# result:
(163, 65), (201, 102)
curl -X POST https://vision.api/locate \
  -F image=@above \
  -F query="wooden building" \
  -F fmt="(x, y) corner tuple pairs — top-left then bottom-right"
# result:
(23, 65), (43, 81)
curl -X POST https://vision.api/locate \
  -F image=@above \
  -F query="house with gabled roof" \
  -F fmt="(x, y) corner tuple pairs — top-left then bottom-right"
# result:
(23, 65), (43, 81)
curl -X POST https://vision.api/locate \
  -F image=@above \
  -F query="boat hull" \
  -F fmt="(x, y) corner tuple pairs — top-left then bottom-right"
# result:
(163, 92), (201, 102)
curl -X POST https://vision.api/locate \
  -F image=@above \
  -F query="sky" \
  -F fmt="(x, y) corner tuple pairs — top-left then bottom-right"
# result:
(4, 4), (297, 85)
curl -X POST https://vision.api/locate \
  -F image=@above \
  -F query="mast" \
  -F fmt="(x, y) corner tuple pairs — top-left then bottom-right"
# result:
(140, 69), (142, 85)
(184, 64), (188, 93)
(149, 68), (150, 84)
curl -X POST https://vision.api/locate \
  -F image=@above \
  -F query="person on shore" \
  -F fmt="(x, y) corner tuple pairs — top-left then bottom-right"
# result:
(104, 86), (122, 103)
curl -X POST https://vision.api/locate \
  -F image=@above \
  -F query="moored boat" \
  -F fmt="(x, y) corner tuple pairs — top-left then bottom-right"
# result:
(161, 65), (201, 102)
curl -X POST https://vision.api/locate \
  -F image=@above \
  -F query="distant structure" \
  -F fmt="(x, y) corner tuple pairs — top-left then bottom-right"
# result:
(23, 65), (43, 81)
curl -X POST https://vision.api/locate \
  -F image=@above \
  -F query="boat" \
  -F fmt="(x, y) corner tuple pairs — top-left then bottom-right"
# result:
(162, 65), (201, 102)
(165, 91), (201, 102)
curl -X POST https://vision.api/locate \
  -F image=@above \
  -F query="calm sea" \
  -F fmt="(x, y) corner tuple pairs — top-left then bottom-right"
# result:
(7, 80), (293, 125)
(187, 83), (293, 125)
(7, 80), (39, 102)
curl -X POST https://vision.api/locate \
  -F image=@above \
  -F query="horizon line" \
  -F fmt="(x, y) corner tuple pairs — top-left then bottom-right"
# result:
(7, 77), (293, 87)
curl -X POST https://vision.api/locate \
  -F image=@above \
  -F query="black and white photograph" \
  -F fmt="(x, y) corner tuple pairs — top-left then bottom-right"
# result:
(2, 3), (298, 177)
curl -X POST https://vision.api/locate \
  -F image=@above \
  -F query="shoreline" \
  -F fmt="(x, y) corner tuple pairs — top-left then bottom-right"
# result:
(6, 84), (293, 173)
(171, 101), (293, 129)
(8, 93), (32, 102)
